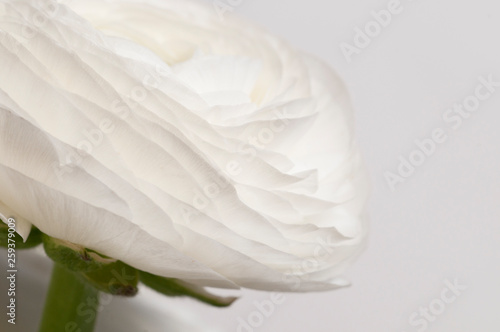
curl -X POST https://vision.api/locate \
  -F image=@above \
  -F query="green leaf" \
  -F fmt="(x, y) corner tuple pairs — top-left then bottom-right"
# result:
(81, 260), (139, 297)
(139, 271), (238, 307)
(0, 222), (42, 249)
(42, 234), (116, 272)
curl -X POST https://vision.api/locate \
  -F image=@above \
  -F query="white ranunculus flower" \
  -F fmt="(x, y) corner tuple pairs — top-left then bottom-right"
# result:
(0, 0), (369, 291)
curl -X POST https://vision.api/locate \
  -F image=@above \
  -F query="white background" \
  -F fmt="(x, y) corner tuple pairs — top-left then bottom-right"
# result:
(2, 0), (500, 331)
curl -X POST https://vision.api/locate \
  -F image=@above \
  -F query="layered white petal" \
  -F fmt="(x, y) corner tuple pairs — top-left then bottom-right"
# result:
(0, 0), (369, 292)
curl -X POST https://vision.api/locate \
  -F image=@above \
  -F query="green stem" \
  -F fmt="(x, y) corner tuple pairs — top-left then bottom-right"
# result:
(39, 263), (99, 332)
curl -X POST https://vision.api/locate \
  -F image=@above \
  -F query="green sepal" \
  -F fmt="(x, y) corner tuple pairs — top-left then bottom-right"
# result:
(42, 234), (115, 272)
(0, 222), (43, 249)
(139, 271), (237, 307)
(80, 260), (139, 297)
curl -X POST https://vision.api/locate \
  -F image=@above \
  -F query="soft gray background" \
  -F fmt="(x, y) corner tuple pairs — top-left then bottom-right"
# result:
(192, 0), (500, 331)
(2, 0), (500, 331)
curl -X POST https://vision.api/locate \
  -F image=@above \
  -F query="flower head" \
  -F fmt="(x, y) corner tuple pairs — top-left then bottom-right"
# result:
(0, 0), (369, 291)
